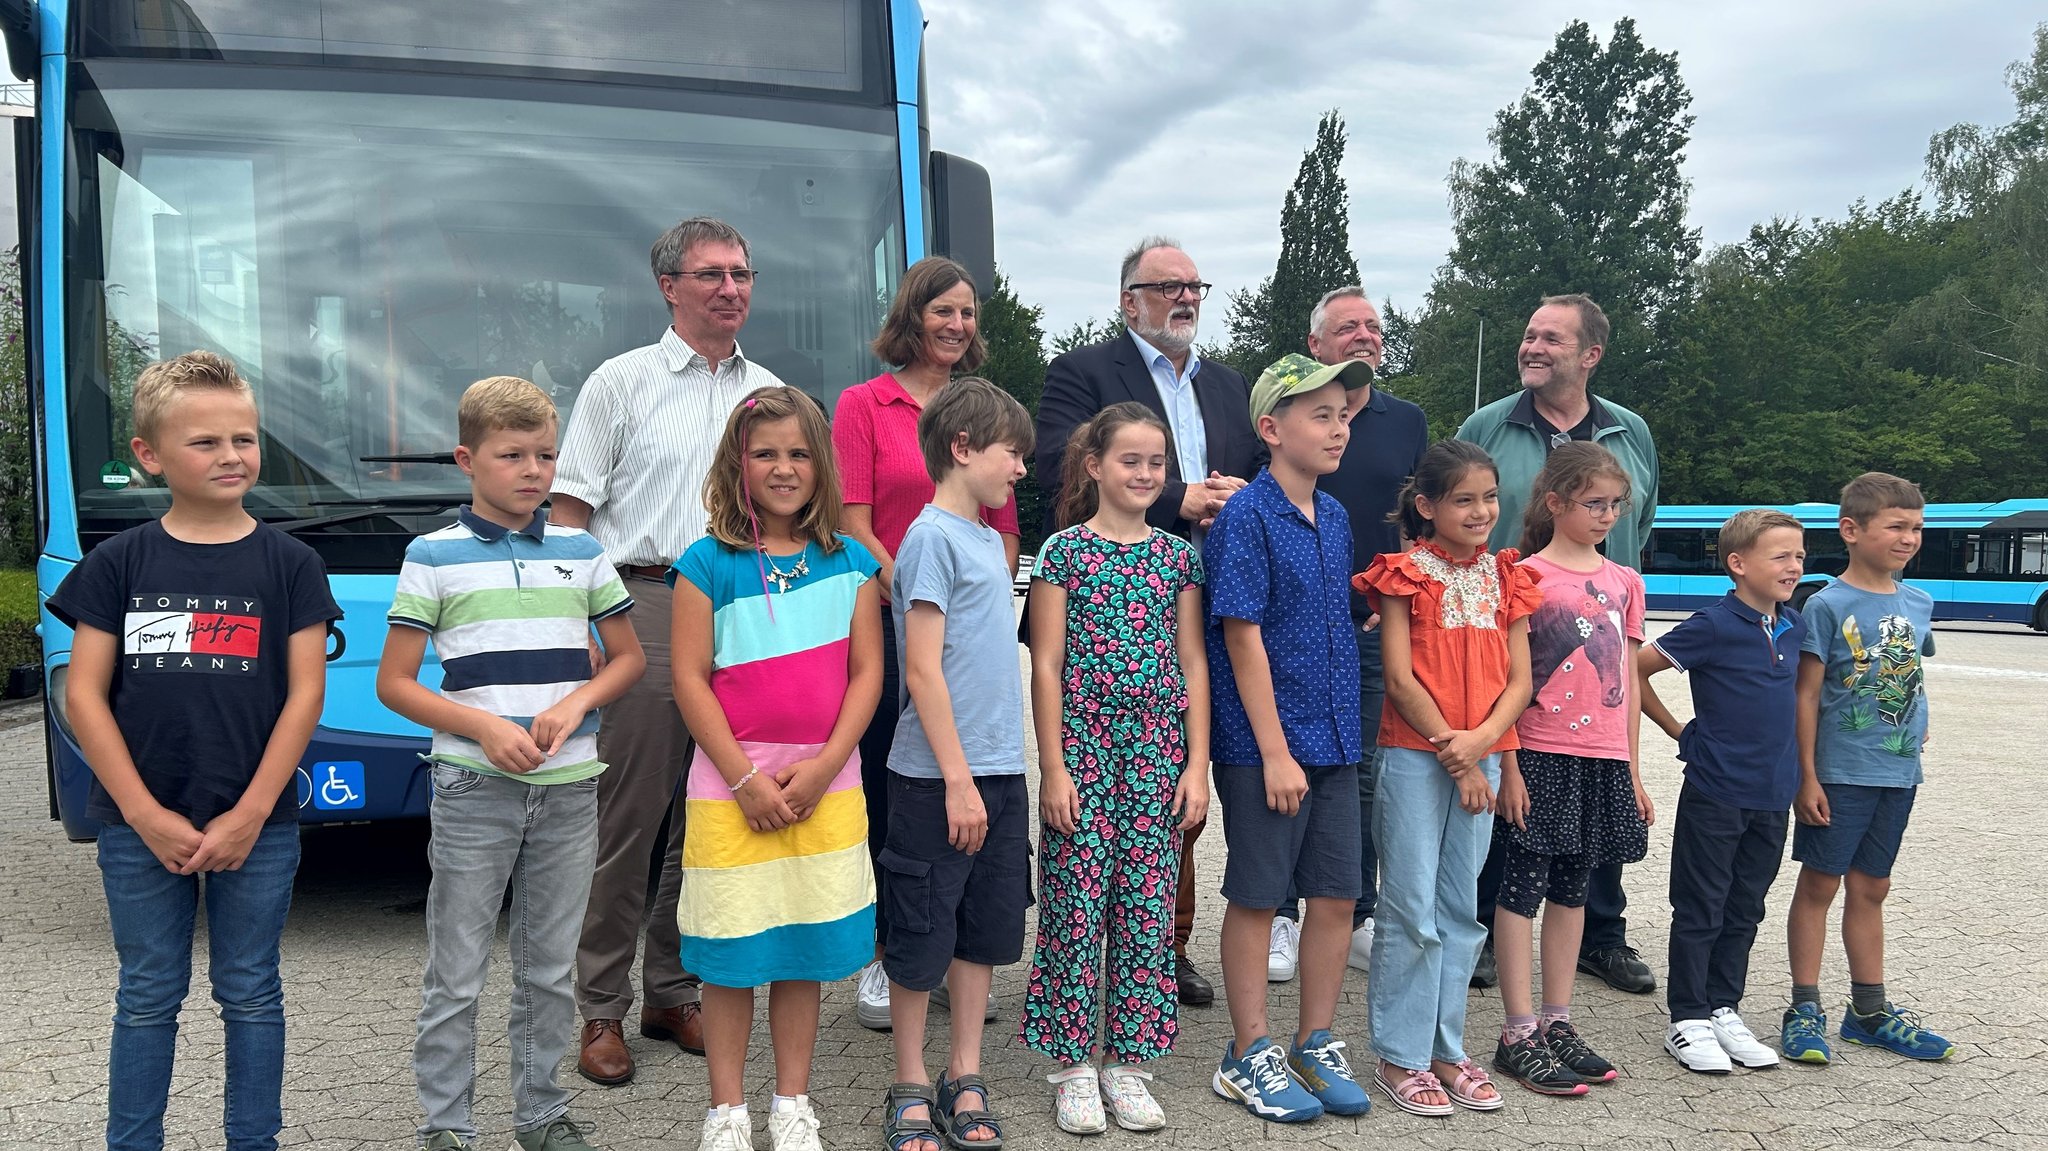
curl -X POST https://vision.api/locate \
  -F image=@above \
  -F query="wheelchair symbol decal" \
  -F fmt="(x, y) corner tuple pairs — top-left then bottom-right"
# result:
(310, 761), (367, 811)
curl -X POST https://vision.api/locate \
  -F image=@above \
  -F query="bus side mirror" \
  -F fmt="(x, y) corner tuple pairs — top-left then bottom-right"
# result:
(928, 151), (994, 295)
(0, 0), (37, 83)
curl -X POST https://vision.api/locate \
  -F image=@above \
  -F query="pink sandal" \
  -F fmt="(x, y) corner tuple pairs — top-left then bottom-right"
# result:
(1444, 1059), (1505, 1111)
(1373, 1066), (1454, 1117)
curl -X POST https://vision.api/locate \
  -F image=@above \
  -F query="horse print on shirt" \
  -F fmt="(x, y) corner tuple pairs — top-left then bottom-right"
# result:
(1528, 579), (1626, 732)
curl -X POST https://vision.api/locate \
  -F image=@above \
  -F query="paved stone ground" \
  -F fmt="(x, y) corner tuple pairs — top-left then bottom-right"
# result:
(3, 621), (2045, 1150)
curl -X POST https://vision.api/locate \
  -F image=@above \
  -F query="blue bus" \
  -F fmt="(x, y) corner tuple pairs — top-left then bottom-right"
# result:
(10, 0), (994, 839)
(1641, 500), (2048, 630)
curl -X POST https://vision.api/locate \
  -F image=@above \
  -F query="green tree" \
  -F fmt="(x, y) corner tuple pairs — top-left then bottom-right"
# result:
(1049, 308), (1125, 357)
(1219, 110), (1361, 375)
(977, 269), (1053, 551)
(0, 248), (27, 566)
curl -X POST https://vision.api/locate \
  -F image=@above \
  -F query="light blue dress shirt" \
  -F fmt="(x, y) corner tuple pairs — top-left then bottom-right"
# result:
(1128, 330), (1208, 483)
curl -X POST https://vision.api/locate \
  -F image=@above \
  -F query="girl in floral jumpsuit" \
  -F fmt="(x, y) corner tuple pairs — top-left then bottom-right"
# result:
(1020, 403), (1210, 1134)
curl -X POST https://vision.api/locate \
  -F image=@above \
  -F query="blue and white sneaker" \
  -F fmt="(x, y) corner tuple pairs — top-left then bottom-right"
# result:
(1213, 1036), (1324, 1123)
(1287, 1030), (1371, 1115)
(1781, 1002), (1832, 1064)
(1840, 1002), (1955, 1061)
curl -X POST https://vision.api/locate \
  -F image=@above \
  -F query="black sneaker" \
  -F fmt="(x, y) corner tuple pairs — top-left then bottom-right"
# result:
(1542, 1019), (1618, 1083)
(1576, 946), (1656, 994)
(1174, 951), (1214, 1007)
(1470, 940), (1499, 989)
(1493, 1032), (1590, 1096)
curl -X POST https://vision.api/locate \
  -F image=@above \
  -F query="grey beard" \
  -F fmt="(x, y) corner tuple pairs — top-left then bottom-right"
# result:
(1133, 315), (1197, 355)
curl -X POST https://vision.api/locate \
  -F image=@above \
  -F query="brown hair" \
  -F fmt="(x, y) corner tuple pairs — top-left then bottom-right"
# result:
(650, 216), (750, 277)
(457, 375), (557, 449)
(1540, 292), (1611, 351)
(1838, 471), (1924, 525)
(872, 257), (987, 372)
(131, 350), (254, 443)
(1392, 439), (1496, 540)
(701, 387), (843, 553)
(1053, 402), (1172, 529)
(1519, 441), (1632, 553)
(1719, 508), (1804, 575)
(916, 376), (1034, 482)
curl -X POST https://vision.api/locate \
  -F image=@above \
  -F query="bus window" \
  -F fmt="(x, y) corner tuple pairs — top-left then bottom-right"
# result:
(1951, 532), (2015, 579)
(1649, 528), (1717, 574)
(2021, 531), (2048, 576)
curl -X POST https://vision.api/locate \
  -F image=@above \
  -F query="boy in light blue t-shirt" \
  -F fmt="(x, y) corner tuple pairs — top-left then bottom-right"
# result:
(1782, 472), (1952, 1067)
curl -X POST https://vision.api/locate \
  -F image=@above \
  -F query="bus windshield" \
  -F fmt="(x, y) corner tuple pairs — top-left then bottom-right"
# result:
(65, 62), (904, 566)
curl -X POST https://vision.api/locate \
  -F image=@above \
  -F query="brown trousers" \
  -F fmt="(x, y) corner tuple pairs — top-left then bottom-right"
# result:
(1174, 817), (1205, 953)
(574, 575), (699, 1020)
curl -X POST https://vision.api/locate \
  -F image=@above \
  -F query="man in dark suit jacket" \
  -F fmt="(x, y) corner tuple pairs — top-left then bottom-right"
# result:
(1032, 237), (1263, 1009)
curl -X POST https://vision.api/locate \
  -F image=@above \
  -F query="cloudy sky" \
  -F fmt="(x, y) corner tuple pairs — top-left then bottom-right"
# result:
(922, 0), (2043, 339)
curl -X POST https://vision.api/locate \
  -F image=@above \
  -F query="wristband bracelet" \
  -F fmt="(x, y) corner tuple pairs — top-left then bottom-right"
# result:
(729, 766), (761, 793)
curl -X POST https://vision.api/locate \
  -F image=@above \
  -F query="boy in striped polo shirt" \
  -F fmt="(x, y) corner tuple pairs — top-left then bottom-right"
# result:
(377, 377), (648, 1151)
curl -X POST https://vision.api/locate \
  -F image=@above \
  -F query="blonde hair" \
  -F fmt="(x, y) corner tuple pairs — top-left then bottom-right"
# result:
(1719, 509), (1803, 574)
(457, 376), (557, 449)
(1838, 471), (1924, 525)
(702, 387), (843, 553)
(131, 350), (254, 443)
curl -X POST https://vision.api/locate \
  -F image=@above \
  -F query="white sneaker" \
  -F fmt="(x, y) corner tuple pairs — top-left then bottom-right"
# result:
(855, 961), (892, 1031)
(699, 1104), (756, 1151)
(1047, 1064), (1107, 1135)
(1710, 1007), (1781, 1069)
(929, 981), (1000, 1022)
(1346, 917), (1375, 973)
(1098, 1064), (1167, 1131)
(1665, 1019), (1733, 1074)
(767, 1095), (824, 1151)
(1267, 916), (1300, 982)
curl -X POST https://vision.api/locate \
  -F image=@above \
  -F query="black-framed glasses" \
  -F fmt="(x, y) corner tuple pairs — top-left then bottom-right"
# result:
(1572, 496), (1632, 518)
(670, 267), (757, 287)
(1125, 280), (1212, 301)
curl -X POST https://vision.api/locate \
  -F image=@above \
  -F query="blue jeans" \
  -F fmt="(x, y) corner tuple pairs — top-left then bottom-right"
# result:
(99, 819), (300, 1151)
(1368, 746), (1499, 1071)
(416, 765), (598, 1140)
(1276, 624), (1383, 926)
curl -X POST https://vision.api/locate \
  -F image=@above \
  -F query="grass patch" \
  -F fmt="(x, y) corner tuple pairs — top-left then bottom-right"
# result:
(0, 568), (38, 670)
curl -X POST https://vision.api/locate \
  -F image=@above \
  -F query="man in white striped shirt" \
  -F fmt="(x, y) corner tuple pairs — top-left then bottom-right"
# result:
(551, 217), (786, 1086)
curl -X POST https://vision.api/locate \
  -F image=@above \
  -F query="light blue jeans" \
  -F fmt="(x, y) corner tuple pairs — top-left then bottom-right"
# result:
(415, 765), (598, 1141)
(1368, 746), (1500, 1071)
(99, 819), (300, 1151)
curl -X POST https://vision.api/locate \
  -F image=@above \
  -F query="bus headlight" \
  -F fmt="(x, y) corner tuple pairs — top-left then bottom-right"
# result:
(45, 663), (74, 743)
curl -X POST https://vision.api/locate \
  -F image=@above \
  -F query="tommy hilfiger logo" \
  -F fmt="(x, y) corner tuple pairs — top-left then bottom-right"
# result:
(123, 593), (263, 674)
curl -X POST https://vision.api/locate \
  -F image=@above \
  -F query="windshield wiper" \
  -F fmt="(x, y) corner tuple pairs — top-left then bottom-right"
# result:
(270, 495), (469, 535)
(359, 452), (459, 466)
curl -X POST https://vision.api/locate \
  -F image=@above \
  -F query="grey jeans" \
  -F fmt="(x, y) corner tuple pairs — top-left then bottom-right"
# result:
(415, 765), (598, 1140)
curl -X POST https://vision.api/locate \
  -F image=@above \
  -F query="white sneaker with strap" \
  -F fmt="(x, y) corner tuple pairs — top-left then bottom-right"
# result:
(767, 1094), (824, 1151)
(1097, 1064), (1166, 1131)
(699, 1104), (756, 1151)
(1047, 1064), (1107, 1135)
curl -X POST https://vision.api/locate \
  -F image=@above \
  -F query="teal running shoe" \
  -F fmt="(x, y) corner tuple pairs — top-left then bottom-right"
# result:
(1840, 1002), (1955, 1061)
(1288, 1030), (1372, 1115)
(1781, 1002), (1832, 1064)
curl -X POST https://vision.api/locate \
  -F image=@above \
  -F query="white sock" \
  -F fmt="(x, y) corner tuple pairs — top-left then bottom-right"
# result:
(709, 1103), (749, 1121)
(772, 1094), (806, 1112)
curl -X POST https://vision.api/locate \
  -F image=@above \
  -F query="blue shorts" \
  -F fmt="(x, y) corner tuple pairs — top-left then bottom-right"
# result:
(878, 772), (1031, 991)
(1791, 783), (1916, 878)
(1216, 761), (1363, 909)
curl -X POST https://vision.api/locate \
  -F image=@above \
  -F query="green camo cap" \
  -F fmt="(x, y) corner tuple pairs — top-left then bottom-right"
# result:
(1249, 353), (1373, 423)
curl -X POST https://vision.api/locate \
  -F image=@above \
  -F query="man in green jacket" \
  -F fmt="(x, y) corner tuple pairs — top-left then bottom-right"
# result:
(1456, 292), (1661, 997)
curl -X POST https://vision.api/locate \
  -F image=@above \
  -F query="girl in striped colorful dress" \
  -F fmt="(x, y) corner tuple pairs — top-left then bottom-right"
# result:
(672, 387), (884, 1151)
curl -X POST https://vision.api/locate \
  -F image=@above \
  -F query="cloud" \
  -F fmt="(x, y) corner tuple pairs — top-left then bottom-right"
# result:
(923, 0), (2040, 338)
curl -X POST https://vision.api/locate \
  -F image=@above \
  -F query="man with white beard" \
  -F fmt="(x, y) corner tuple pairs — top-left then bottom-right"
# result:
(1033, 236), (1262, 1009)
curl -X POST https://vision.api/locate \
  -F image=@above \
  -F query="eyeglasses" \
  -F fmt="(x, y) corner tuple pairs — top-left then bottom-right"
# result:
(670, 267), (757, 287)
(1125, 280), (1212, 301)
(1572, 497), (1632, 518)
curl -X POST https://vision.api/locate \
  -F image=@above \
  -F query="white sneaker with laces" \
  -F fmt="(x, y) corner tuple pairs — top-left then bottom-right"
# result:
(1665, 1019), (1733, 1074)
(700, 1104), (756, 1151)
(1346, 917), (1375, 973)
(767, 1095), (824, 1151)
(855, 961), (892, 1031)
(1098, 1064), (1166, 1131)
(1267, 916), (1300, 983)
(1047, 1065), (1107, 1135)
(1710, 1007), (1781, 1069)
(929, 981), (1000, 1022)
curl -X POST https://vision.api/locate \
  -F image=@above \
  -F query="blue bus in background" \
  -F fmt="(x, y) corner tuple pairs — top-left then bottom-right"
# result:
(9, 0), (994, 839)
(1642, 500), (2048, 631)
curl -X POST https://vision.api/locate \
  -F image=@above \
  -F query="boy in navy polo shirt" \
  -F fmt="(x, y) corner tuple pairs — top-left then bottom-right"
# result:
(1205, 354), (1373, 1123)
(1638, 509), (1807, 1075)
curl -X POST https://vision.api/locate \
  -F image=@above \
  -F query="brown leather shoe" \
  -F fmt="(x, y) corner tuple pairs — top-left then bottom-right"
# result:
(640, 1001), (706, 1056)
(578, 1018), (634, 1085)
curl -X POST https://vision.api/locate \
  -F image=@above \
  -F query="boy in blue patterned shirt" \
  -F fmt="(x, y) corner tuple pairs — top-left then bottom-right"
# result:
(1782, 472), (1952, 1065)
(378, 376), (646, 1151)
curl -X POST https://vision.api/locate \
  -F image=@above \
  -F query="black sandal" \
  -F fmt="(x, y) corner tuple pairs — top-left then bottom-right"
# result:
(934, 1071), (1004, 1151)
(882, 1082), (943, 1151)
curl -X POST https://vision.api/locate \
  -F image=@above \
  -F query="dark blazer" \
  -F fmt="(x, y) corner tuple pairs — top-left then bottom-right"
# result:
(1034, 333), (1261, 540)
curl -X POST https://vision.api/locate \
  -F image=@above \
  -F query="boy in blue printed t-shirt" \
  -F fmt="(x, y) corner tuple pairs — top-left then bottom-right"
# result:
(1638, 509), (1808, 1075)
(1205, 354), (1373, 1124)
(377, 376), (647, 1151)
(1783, 472), (1953, 1065)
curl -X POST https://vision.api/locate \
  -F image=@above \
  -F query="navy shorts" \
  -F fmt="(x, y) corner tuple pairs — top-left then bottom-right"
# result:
(878, 772), (1031, 991)
(1791, 783), (1916, 878)
(1216, 761), (1363, 909)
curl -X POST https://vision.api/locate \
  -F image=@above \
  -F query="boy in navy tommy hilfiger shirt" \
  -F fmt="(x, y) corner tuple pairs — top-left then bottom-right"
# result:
(1638, 509), (1806, 1075)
